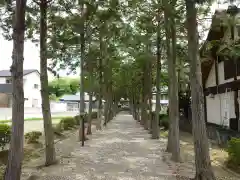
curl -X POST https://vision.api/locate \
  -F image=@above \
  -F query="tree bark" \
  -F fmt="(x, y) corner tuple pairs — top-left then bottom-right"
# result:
(169, 7), (180, 162)
(152, 10), (161, 139)
(186, 0), (216, 179)
(87, 91), (93, 135)
(163, 0), (173, 153)
(96, 30), (103, 130)
(144, 58), (150, 130)
(4, 1), (26, 179)
(79, 1), (86, 143)
(39, 0), (56, 166)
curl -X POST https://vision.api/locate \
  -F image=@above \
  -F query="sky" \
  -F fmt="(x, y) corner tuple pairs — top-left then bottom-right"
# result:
(0, 1), (230, 80)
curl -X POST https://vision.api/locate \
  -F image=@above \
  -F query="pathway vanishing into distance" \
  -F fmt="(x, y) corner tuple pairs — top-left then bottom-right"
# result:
(22, 112), (199, 180)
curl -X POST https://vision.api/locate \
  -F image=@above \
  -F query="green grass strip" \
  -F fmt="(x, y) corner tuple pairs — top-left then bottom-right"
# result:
(0, 116), (73, 123)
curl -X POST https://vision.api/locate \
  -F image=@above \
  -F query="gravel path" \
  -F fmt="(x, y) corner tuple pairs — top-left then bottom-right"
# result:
(22, 113), (198, 180)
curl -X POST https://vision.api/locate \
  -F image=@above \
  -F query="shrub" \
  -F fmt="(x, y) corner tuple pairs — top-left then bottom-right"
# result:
(91, 111), (98, 119)
(160, 115), (169, 130)
(74, 112), (98, 125)
(25, 131), (42, 144)
(53, 123), (64, 136)
(74, 115), (81, 125)
(149, 112), (169, 129)
(74, 114), (86, 125)
(227, 138), (240, 166)
(0, 124), (11, 150)
(59, 117), (76, 130)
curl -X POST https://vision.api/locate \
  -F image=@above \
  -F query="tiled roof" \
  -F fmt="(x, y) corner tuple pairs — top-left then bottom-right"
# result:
(0, 69), (38, 77)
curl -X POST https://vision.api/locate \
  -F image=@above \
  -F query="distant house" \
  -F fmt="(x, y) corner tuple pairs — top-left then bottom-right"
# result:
(59, 93), (97, 111)
(200, 6), (240, 129)
(0, 69), (41, 108)
(152, 91), (169, 112)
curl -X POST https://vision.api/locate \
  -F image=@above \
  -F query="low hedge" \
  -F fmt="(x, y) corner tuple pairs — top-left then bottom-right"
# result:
(227, 138), (240, 170)
(74, 111), (98, 125)
(25, 131), (42, 144)
(149, 112), (169, 130)
(0, 124), (11, 150)
(59, 117), (76, 130)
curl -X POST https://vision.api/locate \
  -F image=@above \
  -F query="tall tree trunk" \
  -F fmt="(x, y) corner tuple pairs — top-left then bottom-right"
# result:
(148, 61), (153, 133)
(39, 0), (56, 166)
(186, 1), (216, 179)
(163, 0), (173, 153)
(87, 65), (93, 135)
(87, 91), (93, 135)
(38, 0), (56, 166)
(140, 75), (145, 125)
(79, 1), (86, 143)
(4, 1), (26, 179)
(144, 58), (150, 130)
(141, 65), (148, 129)
(103, 61), (110, 126)
(96, 30), (103, 130)
(152, 10), (161, 139)
(170, 10), (180, 162)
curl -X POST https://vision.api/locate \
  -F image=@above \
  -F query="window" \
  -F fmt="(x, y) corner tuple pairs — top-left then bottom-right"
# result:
(223, 57), (240, 80)
(34, 84), (39, 89)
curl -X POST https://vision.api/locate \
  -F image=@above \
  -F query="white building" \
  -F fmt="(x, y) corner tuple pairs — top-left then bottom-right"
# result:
(201, 6), (240, 129)
(0, 69), (41, 108)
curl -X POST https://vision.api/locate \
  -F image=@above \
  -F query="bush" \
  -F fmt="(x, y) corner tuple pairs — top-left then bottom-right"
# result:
(74, 114), (86, 125)
(53, 123), (64, 136)
(0, 124), (11, 150)
(227, 138), (240, 167)
(25, 131), (42, 144)
(59, 117), (76, 130)
(74, 112), (97, 125)
(149, 112), (169, 129)
(91, 111), (98, 119)
(160, 115), (169, 130)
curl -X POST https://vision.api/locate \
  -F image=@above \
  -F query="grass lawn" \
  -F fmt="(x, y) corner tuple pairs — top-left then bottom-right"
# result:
(0, 116), (73, 123)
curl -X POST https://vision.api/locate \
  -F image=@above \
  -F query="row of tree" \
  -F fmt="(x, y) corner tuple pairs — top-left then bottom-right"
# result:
(0, 0), (229, 179)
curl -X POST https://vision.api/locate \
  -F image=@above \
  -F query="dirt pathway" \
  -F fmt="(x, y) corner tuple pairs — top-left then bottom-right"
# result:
(22, 113), (237, 180)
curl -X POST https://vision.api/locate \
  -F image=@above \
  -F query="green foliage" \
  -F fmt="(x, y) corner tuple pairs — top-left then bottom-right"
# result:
(48, 78), (79, 98)
(0, 124), (11, 150)
(227, 138), (240, 166)
(53, 122), (64, 134)
(149, 112), (169, 130)
(74, 111), (98, 125)
(160, 115), (169, 130)
(59, 117), (76, 130)
(90, 111), (98, 119)
(25, 131), (42, 144)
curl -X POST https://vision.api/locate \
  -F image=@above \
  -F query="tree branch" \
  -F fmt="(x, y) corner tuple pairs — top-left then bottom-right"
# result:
(32, 0), (40, 5)
(46, 0), (53, 4)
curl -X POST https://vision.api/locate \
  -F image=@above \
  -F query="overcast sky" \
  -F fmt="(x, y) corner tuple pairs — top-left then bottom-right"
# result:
(0, 1), (230, 79)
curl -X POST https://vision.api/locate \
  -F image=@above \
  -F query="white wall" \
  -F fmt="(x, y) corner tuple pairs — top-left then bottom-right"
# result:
(205, 62), (216, 88)
(206, 91), (235, 127)
(23, 71), (41, 108)
(50, 101), (67, 112)
(205, 61), (238, 127)
(0, 77), (6, 84)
